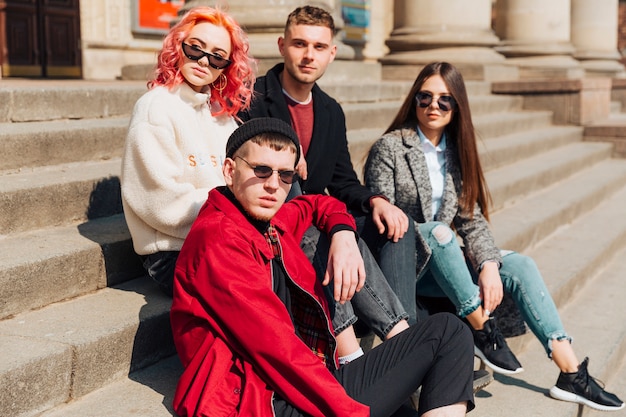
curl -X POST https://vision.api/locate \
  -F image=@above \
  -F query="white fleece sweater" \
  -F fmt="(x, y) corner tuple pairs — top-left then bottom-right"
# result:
(121, 83), (237, 255)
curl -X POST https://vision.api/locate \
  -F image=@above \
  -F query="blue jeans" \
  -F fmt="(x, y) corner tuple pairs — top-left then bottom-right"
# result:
(415, 221), (571, 357)
(301, 225), (408, 339)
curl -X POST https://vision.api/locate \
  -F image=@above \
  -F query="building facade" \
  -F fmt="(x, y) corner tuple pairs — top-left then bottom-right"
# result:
(1, 0), (625, 80)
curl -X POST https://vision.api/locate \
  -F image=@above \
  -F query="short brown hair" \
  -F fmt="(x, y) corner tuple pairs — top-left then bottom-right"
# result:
(285, 5), (336, 35)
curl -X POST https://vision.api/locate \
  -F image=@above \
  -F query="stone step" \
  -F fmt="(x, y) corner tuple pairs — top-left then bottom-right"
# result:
(0, 80), (145, 123)
(480, 125), (584, 172)
(474, 109), (555, 139)
(0, 159), (122, 235)
(470, 94), (524, 116)
(0, 117), (128, 173)
(0, 277), (174, 417)
(319, 80), (413, 104)
(474, 243), (626, 417)
(0, 214), (143, 320)
(503, 182), (626, 357)
(490, 158), (626, 252)
(486, 141), (614, 211)
(38, 355), (181, 417)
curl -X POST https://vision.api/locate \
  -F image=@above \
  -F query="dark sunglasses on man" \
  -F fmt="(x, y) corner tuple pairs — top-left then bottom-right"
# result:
(236, 156), (299, 184)
(181, 42), (232, 70)
(415, 91), (456, 112)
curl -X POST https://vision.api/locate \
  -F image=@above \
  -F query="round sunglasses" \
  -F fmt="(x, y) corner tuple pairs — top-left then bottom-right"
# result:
(415, 91), (456, 112)
(236, 156), (298, 184)
(181, 42), (232, 70)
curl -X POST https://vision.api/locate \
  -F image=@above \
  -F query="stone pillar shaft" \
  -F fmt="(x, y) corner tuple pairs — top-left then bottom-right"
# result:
(571, 0), (620, 60)
(494, 0), (574, 56)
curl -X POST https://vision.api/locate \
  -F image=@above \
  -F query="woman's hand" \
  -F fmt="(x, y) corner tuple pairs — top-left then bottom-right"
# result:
(478, 261), (503, 315)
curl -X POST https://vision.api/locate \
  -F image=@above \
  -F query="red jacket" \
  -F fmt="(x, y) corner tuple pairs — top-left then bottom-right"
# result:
(171, 187), (370, 417)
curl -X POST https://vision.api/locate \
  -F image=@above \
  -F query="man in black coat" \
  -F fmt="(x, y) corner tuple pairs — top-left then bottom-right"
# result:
(239, 6), (419, 326)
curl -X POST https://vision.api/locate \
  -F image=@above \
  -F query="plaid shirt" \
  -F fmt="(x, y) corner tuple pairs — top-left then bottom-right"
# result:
(265, 224), (336, 370)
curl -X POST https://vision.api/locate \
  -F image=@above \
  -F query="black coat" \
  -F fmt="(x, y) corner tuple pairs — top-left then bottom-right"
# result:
(239, 64), (376, 213)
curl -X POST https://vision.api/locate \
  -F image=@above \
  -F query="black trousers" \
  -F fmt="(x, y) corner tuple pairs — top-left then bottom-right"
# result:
(273, 312), (475, 417)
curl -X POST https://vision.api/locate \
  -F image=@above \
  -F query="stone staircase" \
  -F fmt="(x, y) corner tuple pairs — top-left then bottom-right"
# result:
(1, 73), (626, 417)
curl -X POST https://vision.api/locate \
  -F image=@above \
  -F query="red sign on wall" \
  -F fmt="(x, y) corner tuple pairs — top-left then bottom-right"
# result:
(133, 0), (186, 35)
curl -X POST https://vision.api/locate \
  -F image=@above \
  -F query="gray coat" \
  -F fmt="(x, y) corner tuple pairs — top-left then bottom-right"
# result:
(365, 126), (502, 277)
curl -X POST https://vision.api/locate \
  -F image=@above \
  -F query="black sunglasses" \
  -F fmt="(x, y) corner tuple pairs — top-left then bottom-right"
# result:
(415, 91), (456, 112)
(181, 42), (232, 70)
(236, 156), (298, 184)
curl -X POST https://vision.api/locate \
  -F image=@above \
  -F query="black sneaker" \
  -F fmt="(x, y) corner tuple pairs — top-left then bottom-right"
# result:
(472, 318), (523, 375)
(549, 357), (624, 411)
(473, 369), (493, 393)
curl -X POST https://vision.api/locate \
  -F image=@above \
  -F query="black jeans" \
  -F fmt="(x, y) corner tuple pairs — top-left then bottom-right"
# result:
(273, 312), (475, 417)
(142, 251), (179, 297)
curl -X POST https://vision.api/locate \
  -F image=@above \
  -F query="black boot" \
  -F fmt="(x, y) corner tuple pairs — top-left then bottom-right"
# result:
(472, 318), (523, 375)
(550, 357), (624, 411)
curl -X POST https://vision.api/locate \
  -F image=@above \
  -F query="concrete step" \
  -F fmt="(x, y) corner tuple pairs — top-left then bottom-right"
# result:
(469, 94), (524, 116)
(320, 80), (413, 104)
(0, 117), (128, 172)
(39, 355), (181, 417)
(343, 100), (403, 131)
(490, 158), (626, 252)
(527, 183), (626, 312)
(0, 159), (122, 235)
(502, 182), (626, 357)
(474, 110), (554, 139)
(486, 141), (614, 211)
(480, 125), (584, 172)
(0, 214), (144, 320)
(0, 80), (145, 123)
(474, 244), (626, 417)
(0, 277), (174, 417)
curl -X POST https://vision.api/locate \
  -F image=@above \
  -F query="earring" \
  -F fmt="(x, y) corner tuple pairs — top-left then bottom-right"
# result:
(212, 73), (227, 95)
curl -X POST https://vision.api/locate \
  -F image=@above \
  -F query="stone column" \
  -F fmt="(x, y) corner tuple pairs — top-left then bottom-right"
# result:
(571, 0), (626, 77)
(494, 0), (583, 78)
(380, 0), (512, 81)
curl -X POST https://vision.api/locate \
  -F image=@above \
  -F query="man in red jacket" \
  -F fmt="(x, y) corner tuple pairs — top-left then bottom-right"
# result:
(171, 118), (474, 417)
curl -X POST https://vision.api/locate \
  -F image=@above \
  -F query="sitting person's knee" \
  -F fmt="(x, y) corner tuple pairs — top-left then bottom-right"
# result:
(432, 224), (454, 245)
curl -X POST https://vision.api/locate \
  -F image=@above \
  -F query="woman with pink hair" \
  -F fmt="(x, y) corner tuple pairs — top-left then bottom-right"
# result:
(121, 6), (255, 296)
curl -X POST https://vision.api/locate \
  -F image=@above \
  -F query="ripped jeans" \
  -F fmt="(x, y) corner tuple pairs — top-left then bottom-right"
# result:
(415, 221), (571, 357)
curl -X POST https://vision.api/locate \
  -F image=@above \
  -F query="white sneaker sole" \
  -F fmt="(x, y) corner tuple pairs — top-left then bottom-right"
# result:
(474, 346), (524, 375)
(549, 386), (625, 411)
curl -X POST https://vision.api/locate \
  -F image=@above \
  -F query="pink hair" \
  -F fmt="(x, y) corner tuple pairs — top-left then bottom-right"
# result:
(149, 6), (256, 117)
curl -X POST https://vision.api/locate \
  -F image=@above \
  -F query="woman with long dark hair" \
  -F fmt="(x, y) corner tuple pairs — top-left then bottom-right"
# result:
(365, 61), (623, 411)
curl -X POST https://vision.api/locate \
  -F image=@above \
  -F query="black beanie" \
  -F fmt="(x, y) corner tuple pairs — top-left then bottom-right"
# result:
(226, 118), (301, 164)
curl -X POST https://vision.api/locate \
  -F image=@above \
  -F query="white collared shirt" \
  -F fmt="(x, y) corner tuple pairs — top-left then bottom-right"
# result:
(418, 127), (447, 220)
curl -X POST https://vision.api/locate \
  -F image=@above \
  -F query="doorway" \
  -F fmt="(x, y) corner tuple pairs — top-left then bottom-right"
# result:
(0, 0), (82, 78)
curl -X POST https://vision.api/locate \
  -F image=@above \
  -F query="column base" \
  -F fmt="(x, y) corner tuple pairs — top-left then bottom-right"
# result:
(578, 60), (626, 78)
(379, 47), (517, 81)
(503, 56), (585, 79)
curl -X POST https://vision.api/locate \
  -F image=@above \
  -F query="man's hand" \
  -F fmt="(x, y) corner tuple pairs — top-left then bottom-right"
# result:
(478, 262), (503, 315)
(295, 145), (308, 180)
(370, 197), (409, 242)
(323, 230), (366, 303)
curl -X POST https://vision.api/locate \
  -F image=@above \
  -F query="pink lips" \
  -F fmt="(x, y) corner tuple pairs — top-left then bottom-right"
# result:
(259, 195), (277, 207)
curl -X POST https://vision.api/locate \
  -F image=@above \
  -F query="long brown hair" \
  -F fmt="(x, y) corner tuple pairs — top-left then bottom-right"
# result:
(385, 62), (492, 219)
